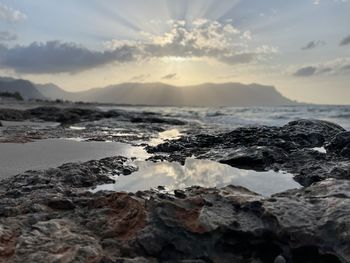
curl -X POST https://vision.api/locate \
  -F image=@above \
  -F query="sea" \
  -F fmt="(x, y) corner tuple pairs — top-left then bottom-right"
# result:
(100, 105), (350, 131)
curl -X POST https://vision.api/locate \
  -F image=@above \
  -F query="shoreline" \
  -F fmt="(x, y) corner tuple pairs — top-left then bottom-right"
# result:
(0, 105), (349, 262)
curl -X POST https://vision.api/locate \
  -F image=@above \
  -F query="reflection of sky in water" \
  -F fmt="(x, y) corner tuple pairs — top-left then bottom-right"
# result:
(312, 147), (327, 154)
(93, 158), (301, 196)
(0, 139), (150, 178)
(1, 121), (60, 128)
(149, 129), (181, 146)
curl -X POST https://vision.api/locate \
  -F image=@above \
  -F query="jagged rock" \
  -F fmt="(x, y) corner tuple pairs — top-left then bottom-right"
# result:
(131, 116), (186, 125)
(0, 106), (187, 127)
(14, 219), (103, 263)
(148, 119), (350, 186)
(47, 197), (75, 210)
(326, 131), (350, 158)
(174, 189), (187, 199)
(0, 156), (349, 263)
(219, 146), (288, 170)
(283, 119), (345, 145)
(0, 109), (29, 121)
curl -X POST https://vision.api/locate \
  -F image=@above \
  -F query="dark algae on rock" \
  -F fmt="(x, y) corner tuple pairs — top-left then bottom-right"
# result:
(0, 112), (349, 262)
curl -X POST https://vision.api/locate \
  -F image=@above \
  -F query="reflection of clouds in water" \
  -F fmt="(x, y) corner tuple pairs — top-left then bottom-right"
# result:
(104, 158), (301, 196)
(149, 129), (181, 146)
(176, 159), (233, 189)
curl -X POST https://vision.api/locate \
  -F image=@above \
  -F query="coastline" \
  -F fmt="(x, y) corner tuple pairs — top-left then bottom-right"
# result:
(0, 105), (349, 262)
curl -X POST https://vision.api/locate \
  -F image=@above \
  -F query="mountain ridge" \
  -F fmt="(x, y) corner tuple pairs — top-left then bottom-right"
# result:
(0, 77), (46, 100)
(0, 76), (299, 106)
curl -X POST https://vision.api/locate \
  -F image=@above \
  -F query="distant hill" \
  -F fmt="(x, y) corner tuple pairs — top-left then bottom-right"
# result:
(0, 77), (45, 100)
(35, 83), (73, 100)
(38, 82), (297, 107)
(1, 76), (298, 106)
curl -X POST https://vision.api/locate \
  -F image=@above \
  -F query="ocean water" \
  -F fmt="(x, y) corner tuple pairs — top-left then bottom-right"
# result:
(100, 105), (350, 131)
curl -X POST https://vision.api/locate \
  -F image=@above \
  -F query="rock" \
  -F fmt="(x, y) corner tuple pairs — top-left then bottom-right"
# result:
(0, 108), (29, 121)
(283, 119), (345, 145)
(219, 146), (288, 170)
(326, 131), (350, 157)
(148, 119), (350, 186)
(274, 255), (286, 263)
(1, 106), (186, 128)
(0, 116), (349, 262)
(47, 197), (75, 210)
(131, 116), (186, 125)
(1, 158), (349, 263)
(14, 219), (103, 263)
(341, 143), (350, 158)
(174, 189), (187, 199)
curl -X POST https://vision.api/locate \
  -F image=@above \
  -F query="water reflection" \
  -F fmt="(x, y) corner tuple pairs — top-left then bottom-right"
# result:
(0, 139), (150, 178)
(312, 147), (327, 154)
(149, 129), (181, 146)
(1, 121), (60, 128)
(92, 158), (301, 196)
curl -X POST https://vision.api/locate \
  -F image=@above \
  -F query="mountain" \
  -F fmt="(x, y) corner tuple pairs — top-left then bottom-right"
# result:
(35, 83), (73, 100)
(0, 77), (296, 106)
(0, 77), (46, 100)
(40, 82), (297, 106)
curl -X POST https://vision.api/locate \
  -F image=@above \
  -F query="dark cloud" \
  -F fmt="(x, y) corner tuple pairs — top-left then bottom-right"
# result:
(301, 40), (325, 50)
(317, 67), (332, 74)
(294, 66), (317, 77)
(0, 41), (138, 74)
(340, 35), (350, 46)
(0, 31), (17, 41)
(0, 20), (277, 75)
(130, 74), (150, 81)
(161, 73), (177, 80)
(293, 57), (350, 77)
(341, 64), (350, 71)
(219, 53), (257, 65)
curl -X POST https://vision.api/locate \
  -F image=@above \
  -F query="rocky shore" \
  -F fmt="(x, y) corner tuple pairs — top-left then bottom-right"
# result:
(0, 106), (349, 262)
(0, 106), (187, 144)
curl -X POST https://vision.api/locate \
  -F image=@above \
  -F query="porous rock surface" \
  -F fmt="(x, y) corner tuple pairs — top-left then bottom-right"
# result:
(0, 164), (349, 262)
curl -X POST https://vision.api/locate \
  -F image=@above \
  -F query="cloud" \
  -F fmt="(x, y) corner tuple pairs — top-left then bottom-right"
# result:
(130, 74), (150, 81)
(313, 0), (348, 4)
(293, 57), (350, 77)
(0, 41), (138, 74)
(161, 73), (177, 80)
(294, 66), (317, 77)
(340, 35), (350, 46)
(0, 3), (27, 23)
(341, 64), (350, 71)
(0, 31), (17, 41)
(301, 40), (325, 50)
(0, 20), (277, 75)
(108, 19), (277, 66)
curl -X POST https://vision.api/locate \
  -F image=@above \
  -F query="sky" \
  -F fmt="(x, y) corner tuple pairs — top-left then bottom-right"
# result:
(0, 0), (349, 104)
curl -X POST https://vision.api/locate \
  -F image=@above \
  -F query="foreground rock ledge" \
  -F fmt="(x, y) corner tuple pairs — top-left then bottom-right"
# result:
(0, 156), (349, 263)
